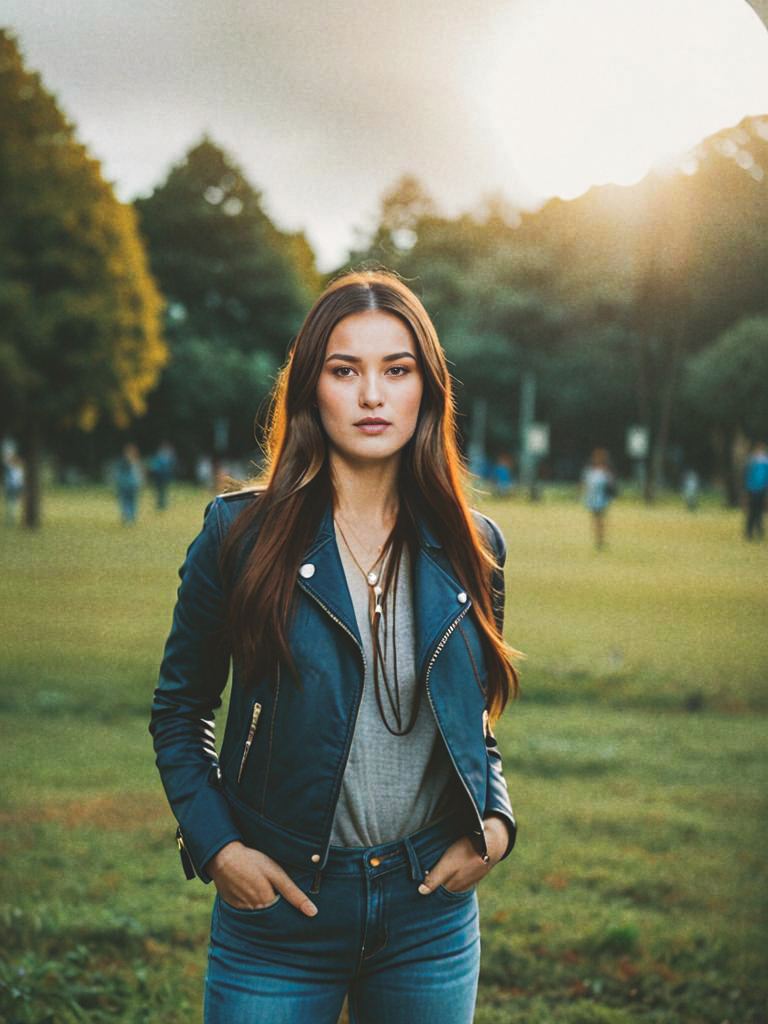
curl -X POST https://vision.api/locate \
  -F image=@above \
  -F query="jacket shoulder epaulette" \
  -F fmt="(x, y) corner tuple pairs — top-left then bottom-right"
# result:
(470, 508), (501, 552)
(217, 486), (265, 503)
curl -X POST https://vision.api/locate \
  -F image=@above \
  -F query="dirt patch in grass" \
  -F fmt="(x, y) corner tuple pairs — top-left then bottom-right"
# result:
(0, 792), (170, 831)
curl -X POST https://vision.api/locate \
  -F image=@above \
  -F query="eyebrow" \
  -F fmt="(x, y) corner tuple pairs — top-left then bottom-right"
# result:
(325, 352), (417, 364)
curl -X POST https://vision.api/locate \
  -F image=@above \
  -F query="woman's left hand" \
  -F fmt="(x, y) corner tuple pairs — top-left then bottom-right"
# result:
(417, 816), (509, 896)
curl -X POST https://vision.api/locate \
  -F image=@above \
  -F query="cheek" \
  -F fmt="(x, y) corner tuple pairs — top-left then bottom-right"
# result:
(315, 381), (340, 429)
(402, 380), (424, 428)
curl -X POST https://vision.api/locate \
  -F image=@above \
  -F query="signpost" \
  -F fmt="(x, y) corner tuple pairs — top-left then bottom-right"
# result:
(526, 422), (549, 500)
(626, 425), (649, 490)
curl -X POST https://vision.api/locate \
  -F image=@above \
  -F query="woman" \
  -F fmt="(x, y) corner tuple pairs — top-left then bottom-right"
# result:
(115, 443), (142, 524)
(582, 447), (616, 549)
(150, 270), (519, 1023)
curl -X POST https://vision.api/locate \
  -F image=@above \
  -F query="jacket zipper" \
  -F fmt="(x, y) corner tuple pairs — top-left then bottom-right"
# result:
(237, 701), (262, 784)
(423, 604), (489, 859)
(297, 579), (486, 862)
(260, 665), (280, 815)
(176, 825), (198, 880)
(297, 580), (367, 864)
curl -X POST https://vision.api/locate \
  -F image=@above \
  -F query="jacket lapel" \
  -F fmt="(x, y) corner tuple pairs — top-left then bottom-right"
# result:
(297, 501), (362, 649)
(298, 499), (470, 677)
(411, 540), (469, 681)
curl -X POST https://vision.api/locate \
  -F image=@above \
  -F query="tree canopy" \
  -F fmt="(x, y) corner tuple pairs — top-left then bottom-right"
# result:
(686, 315), (768, 442)
(343, 118), (768, 489)
(0, 30), (166, 523)
(133, 139), (319, 462)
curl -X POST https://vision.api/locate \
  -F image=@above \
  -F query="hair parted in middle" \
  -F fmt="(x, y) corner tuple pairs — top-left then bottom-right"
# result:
(219, 268), (519, 718)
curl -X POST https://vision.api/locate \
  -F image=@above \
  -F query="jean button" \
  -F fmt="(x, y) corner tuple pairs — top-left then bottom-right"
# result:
(369, 856), (381, 867)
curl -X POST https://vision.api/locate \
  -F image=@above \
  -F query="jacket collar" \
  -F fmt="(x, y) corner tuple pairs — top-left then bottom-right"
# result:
(297, 499), (468, 677)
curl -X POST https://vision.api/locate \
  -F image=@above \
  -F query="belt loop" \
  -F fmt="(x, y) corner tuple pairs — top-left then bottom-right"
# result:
(403, 835), (423, 881)
(310, 868), (323, 894)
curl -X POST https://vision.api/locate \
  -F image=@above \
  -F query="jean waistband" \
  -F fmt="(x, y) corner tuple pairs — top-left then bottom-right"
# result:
(315, 812), (469, 882)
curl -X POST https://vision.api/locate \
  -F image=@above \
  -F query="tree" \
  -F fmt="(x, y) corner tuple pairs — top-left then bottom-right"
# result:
(510, 115), (768, 496)
(345, 180), (565, 460)
(685, 315), (768, 504)
(134, 140), (318, 464)
(0, 30), (166, 526)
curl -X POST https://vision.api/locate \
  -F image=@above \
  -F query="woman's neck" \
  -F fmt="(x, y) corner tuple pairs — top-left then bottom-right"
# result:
(330, 453), (400, 533)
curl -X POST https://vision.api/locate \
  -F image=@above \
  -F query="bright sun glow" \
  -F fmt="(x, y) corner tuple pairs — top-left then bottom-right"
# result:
(471, 0), (768, 201)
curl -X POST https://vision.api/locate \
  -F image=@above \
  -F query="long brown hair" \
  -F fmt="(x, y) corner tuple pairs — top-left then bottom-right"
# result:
(220, 270), (519, 718)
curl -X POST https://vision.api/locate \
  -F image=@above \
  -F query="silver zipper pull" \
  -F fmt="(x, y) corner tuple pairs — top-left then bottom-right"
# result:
(237, 702), (262, 783)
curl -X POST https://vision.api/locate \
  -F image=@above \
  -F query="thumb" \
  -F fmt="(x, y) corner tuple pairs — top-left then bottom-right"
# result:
(270, 865), (318, 917)
(418, 868), (440, 896)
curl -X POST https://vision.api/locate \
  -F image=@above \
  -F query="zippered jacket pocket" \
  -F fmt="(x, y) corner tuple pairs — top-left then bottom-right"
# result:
(237, 702), (262, 783)
(176, 825), (197, 880)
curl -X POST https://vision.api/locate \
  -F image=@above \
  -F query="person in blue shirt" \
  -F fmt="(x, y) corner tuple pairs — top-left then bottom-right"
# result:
(149, 442), (176, 510)
(115, 444), (142, 524)
(744, 442), (768, 540)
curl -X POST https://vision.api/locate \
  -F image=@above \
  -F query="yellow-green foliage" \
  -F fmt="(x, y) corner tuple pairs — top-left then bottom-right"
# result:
(0, 30), (166, 435)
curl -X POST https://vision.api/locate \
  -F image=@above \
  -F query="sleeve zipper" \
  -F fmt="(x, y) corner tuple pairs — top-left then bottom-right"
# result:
(237, 702), (262, 783)
(176, 826), (198, 880)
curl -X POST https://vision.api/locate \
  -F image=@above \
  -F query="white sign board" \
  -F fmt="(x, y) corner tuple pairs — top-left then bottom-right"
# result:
(626, 425), (649, 459)
(526, 423), (550, 457)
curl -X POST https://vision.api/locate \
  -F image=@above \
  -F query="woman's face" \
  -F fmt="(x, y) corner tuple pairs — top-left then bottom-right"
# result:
(315, 310), (423, 469)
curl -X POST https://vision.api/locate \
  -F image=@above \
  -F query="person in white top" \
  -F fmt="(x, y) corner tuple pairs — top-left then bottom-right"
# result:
(582, 447), (616, 549)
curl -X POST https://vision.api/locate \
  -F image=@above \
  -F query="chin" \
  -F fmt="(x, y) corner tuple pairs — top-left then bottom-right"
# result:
(334, 438), (405, 464)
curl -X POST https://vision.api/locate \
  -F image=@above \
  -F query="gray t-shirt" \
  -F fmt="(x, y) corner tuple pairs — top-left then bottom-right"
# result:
(330, 537), (457, 847)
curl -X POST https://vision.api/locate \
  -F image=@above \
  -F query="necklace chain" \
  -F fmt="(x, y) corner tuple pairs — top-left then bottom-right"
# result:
(333, 517), (384, 584)
(334, 515), (420, 736)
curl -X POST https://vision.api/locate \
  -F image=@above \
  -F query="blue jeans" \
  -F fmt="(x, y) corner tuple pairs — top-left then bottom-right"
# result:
(117, 488), (137, 524)
(204, 814), (481, 1023)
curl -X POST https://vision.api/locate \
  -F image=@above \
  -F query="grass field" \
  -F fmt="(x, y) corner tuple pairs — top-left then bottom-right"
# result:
(1, 485), (766, 1023)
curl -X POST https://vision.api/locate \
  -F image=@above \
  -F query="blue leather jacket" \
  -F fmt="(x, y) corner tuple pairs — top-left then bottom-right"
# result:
(150, 491), (516, 884)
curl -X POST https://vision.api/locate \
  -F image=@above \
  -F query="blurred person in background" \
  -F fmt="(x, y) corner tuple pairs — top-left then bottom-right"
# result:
(149, 441), (177, 510)
(744, 442), (768, 541)
(582, 447), (617, 549)
(491, 452), (516, 498)
(115, 443), (142, 524)
(150, 270), (519, 1024)
(3, 453), (25, 525)
(682, 469), (700, 512)
(195, 454), (214, 489)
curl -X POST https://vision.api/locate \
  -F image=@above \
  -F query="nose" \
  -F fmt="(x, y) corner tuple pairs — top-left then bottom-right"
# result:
(359, 371), (383, 408)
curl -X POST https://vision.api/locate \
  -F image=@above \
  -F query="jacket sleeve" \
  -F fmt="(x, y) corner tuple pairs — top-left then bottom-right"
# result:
(149, 498), (243, 883)
(478, 513), (517, 859)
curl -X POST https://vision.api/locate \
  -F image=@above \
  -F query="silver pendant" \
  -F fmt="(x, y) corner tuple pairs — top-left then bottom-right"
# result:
(367, 571), (378, 586)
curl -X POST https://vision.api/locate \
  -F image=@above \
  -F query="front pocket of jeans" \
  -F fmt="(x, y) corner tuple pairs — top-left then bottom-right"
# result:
(219, 893), (282, 914)
(436, 883), (476, 900)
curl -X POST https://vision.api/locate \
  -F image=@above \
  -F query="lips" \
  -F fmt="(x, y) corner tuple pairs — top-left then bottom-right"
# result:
(354, 417), (391, 435)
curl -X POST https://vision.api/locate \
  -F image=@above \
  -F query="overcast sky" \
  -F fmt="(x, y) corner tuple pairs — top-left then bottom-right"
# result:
(4, 0), (768, 268)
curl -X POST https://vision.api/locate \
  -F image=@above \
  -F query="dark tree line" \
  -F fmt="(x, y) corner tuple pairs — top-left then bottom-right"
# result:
(4, 27), (766, 521)
(342, 119), (768, 498)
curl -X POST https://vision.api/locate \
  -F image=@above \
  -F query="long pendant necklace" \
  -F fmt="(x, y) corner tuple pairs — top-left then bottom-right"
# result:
(333, 516), (387, 620)
(334, 517), (421, 736)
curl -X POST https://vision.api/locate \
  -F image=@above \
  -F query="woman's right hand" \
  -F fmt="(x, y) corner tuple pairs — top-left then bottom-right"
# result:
(207, 841), (318, 916)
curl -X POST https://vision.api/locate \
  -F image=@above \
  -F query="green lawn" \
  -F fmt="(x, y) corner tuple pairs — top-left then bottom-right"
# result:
(1, 485), (766, 1022)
